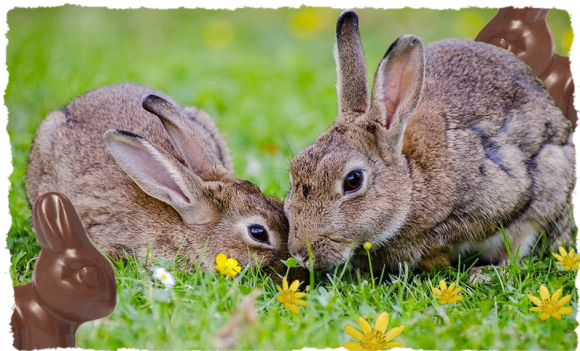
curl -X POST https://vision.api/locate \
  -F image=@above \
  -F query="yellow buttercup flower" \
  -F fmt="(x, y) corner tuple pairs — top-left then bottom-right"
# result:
(202, 19), (234, 49)
(552, 247), (580, 271)
(214, 253), (241, 277)
(431, 280), (464, 305)
(363, 241), (375, 288)
(528, 285), (573, 320)
(288, 9), (324, 40)
(276, 277), (307, 314)
(343, 311), (405, 350)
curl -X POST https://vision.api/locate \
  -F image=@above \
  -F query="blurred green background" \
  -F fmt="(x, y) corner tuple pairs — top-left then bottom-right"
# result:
(6, 6), (574, 268)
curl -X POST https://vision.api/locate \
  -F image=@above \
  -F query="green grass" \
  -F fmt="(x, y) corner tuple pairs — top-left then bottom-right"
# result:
(6, 6), (577, 350)
(73, 252), (578, 350)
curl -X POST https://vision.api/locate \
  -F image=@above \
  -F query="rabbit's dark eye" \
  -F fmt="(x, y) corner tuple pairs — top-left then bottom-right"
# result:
(248, 225), (269, 244)
(343, 170), (364, 194)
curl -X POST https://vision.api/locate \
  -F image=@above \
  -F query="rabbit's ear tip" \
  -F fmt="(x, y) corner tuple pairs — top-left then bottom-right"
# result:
(337, 10), (359, 27)
(141, 93), (156, 102)
(383, 35), (423, 59)
(141, 94), (154, 108)
(141, 94), (166, 109)
(339, 9), (358, 19)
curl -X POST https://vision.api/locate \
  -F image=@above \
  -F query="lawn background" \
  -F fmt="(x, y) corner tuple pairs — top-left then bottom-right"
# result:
(4, 5), (579, 350)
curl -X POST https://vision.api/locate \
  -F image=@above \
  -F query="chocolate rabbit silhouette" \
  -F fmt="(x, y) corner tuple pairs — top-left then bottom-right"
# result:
(476, 7), (576, 129)
(11, 192), (117, 350)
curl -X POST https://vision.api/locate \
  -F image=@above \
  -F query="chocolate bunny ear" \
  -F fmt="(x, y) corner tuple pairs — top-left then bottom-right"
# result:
(493, 7), (548, 23)
(33, 192), (92, 252)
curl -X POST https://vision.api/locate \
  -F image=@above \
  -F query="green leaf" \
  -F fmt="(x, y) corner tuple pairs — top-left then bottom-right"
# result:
(282, 257), (300, 268)
(238, 285), (252, 295)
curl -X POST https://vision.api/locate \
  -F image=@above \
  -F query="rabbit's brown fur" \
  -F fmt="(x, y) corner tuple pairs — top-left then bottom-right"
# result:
(26, 83), (289, 273)
(285, 11), (575, 272)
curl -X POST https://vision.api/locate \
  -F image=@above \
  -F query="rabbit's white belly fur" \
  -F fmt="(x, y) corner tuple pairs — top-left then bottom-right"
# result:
(451, 219), (542, 264)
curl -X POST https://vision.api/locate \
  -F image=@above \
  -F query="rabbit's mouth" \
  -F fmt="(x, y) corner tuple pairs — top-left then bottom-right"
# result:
(318, 245), (353, 270)
(292, 254), (308, 268)
(328, 236), (352, 245)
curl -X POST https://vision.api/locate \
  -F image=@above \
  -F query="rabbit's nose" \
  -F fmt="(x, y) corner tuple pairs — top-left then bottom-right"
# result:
(289, 243), (309, 268)
(288, 224), (311, 267)
(293, 254), (308, 268)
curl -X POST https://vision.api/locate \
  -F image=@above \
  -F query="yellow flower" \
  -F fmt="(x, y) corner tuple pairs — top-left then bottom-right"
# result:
(202, 19), (234, 49)
(275, 277), (307, 314)
(431, 280), (464, 305)
(552, 247), (580, 271)
(364, 242), (372, 251)
(528, 285), (573, 320)
(343, 312), (405, 350)
(214, 253), (241, 277)
(288, 9), (324, 40)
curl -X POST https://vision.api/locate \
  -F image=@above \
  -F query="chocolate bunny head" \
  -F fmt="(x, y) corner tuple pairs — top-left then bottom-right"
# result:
(475, 7), (576, 129)
(32, 192), (117, 322)
(475, 7), (553, 77)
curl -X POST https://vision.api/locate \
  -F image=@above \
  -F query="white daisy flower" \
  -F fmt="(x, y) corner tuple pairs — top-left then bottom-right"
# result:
(244, 154), (262, 179)
(152, 266), (176, 290)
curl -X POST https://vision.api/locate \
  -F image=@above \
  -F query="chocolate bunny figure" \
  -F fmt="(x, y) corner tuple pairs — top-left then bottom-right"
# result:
(11, 192), (117, 350)
(476, 7), (577, 129)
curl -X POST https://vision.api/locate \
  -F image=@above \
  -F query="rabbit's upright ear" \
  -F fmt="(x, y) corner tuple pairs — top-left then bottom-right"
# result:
(335, 10), (369, 121)
(142, 94), (230, 180)
(33, 192), (92, 252)
(369, 35), (425, 153)
(104, 130), (212, 225)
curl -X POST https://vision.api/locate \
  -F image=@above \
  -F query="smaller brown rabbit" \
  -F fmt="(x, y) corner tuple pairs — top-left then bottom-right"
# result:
(25, 83), (291, 275)
(11, 192), (117, 350)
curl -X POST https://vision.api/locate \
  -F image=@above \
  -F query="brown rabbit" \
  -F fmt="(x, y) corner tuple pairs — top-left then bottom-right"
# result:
(26, 83), (289, 274)
(284, 10), (575, 273)
(11, 192), (117, 350)
(475, 7), (577, 129)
